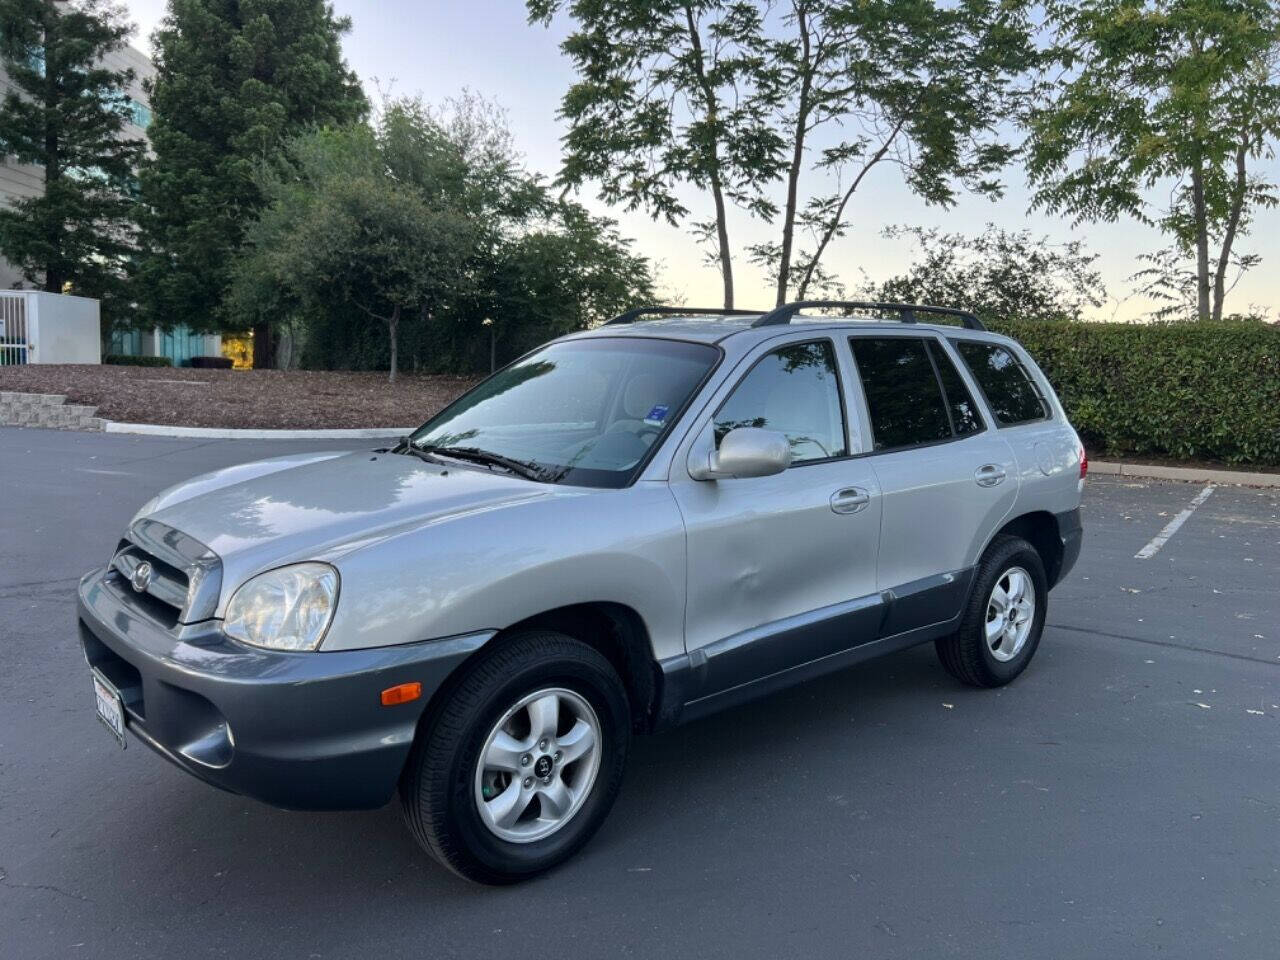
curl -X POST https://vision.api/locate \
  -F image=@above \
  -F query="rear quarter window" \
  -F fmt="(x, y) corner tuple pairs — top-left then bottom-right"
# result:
(953, 340), (1049, 426)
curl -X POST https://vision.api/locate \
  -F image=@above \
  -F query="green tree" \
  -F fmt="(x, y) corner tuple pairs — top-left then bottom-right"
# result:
(389, 96), (655, 371)
(527, 0), (786, 309)
(467, 202), (657, 370)
(138, 0), (366, 362)
(1127, 243), (1266, 320)
(868, 224), (1108, 323)
(230, 121), (472, 382)
(755, 0), (1036, 304)
(530, 0), (1035, 308)
(232, 96), (656, 378)
(1025, 0), (1280, 322)
(291, 174), (473, 383)
(0, 0), (144, 314)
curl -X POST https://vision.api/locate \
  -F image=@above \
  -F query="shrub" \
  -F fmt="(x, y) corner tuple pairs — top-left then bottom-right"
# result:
(189, 355), (233, 369)
(988, 319), (1280, 466)
(103, 354), (173, 367)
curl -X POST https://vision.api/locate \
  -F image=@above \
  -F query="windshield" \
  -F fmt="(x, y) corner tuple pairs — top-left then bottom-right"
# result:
(409, 337), (720, 488)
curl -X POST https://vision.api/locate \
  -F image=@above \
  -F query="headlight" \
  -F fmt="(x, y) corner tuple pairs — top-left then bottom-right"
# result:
(223, 563), (339, 651)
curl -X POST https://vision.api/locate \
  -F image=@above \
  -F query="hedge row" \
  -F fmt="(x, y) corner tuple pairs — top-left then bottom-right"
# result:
(189, 355), (234, 369)
(988, 319), (1280, 466)
(103, 354), (172, 367)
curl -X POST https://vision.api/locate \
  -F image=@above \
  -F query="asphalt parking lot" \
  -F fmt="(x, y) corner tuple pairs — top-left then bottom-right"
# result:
(2, 427), (1277, 959)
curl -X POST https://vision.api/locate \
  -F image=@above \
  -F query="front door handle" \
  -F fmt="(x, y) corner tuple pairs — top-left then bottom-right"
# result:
(974, 464), (1007, 487)
(830, 487), (871, 514)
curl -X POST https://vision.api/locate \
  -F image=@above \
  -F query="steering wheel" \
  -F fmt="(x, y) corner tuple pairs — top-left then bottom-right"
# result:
(609, 419), (662, 443)
(784, 435), (830, 459)
(633, 422), (663, 443)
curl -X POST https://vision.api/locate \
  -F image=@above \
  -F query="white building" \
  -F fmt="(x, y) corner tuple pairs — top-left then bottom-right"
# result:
(1, 36), (221, 366)
(0, 40), (155, 290)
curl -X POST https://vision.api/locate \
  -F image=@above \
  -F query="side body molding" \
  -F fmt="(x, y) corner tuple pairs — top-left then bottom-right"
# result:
(653, 567), (975, 729)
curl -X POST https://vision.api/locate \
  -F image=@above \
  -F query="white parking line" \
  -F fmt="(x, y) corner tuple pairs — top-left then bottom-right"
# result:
(1135, 485), (1215, 559)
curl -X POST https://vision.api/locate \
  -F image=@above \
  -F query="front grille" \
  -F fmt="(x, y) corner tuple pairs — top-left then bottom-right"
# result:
(112, 543), (189, 613)
(107, 518), (222, 626)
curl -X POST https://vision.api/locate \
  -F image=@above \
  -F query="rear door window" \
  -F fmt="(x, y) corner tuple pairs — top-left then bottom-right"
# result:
(848, 337), (952, 451)
(953, 341), (1049, 425)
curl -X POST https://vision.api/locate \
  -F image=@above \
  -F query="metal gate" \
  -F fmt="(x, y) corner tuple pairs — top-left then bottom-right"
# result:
(0, 293), (29, 365)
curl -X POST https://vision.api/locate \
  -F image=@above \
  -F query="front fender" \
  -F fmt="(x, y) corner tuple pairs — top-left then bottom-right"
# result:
(322, 482), (687, 660)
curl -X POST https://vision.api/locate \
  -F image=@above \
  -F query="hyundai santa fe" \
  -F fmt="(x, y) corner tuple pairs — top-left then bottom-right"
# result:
(79, 300), (1085, 883)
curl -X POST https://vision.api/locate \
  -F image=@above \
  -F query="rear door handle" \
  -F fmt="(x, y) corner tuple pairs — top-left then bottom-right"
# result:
(830, 487), (871, 514)
(974, 464), (1007, 487)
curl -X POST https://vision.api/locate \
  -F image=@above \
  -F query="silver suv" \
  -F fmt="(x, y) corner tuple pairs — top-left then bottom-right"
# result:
(79, 301), (1085, 883)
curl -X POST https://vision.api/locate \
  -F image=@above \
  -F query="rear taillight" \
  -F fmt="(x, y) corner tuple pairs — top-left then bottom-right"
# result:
(1079, 449), (1088, 479)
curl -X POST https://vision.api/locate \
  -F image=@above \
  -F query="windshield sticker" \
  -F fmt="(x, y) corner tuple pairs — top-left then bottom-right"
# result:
(644, 404), (669, 426)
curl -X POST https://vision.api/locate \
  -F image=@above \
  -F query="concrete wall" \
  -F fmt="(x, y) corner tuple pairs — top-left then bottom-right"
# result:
(28, 292), (101, 364)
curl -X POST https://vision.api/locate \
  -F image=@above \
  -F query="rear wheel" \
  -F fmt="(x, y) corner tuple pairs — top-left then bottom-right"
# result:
(399, 631), (630, 884)
(936, 536), (1048, 688)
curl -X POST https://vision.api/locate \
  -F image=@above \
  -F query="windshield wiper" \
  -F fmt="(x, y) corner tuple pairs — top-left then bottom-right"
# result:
(390, 437), (443, 465)
(417, 445), (548, 482)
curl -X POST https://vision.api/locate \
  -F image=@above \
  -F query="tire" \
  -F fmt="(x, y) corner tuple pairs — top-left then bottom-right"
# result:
(935, 535), (1048, 688)
(399, 630), (630, 884)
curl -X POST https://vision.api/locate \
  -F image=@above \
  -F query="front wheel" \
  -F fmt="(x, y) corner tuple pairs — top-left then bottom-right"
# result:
(935, 535), (1048, 688)
(399, 631), (630, 884)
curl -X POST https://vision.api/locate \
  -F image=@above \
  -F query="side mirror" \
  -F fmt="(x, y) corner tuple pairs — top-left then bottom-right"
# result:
(689, 427), (792, 481)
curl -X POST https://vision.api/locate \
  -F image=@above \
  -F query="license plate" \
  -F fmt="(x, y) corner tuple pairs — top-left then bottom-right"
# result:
(92, 670), (127, 749)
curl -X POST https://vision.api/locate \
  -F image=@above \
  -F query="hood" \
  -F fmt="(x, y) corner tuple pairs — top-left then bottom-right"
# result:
(142, 451), (567, 600)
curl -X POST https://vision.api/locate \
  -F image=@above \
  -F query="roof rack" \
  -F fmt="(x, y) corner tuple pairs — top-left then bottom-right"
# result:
(752, 300), (986, 331)
(606, 306), (764, 325)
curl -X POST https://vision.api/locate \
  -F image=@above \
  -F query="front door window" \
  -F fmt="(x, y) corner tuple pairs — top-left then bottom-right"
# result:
(713, 340), (848, 464)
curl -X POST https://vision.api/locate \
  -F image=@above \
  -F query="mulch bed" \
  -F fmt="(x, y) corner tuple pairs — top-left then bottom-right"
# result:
(0, 365), (479, 429)
(6, 367), (1280, 473)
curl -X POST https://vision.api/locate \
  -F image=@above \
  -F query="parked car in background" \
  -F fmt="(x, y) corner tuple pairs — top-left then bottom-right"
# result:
(79, 301), (1085, 883)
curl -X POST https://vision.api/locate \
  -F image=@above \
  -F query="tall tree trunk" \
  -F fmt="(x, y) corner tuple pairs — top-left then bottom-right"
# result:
(684, 6), (734, 309)
(42, 13), (61, 294)
(708, 174), (734, 309)
(776, 3), (813, 307)
(1190, 155), (1211, 321)
(251, 320), (273, 369)
(387, 304), (399, 383)
(1212, 135), (1250, 323)
(795, 116), (906, 300)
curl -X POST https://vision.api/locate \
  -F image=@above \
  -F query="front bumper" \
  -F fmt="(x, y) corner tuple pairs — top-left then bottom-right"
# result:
(77, 570), (490, 810)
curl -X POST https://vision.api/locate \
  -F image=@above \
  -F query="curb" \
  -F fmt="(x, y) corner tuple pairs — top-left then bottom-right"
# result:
(101, 421), (416, 440)
(1091, 460), (1280, 488)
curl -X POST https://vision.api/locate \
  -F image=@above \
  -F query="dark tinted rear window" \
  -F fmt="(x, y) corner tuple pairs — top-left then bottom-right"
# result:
(849, 337), (951, 450)
(928, 341), (983, 436)
(954, 341), (1048, 425)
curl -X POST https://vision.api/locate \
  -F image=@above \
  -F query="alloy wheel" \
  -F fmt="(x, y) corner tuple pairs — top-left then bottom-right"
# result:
(985, 566), (1036, 662)
(473, 687), (602, 843)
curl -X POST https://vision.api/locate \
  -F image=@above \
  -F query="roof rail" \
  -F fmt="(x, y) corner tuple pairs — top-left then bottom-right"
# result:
(752, 300), (986, 331)
(606, 306), (764, 325)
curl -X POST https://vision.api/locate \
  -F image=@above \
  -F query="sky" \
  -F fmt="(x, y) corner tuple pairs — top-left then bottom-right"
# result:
(120, 0), (1280, 321)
